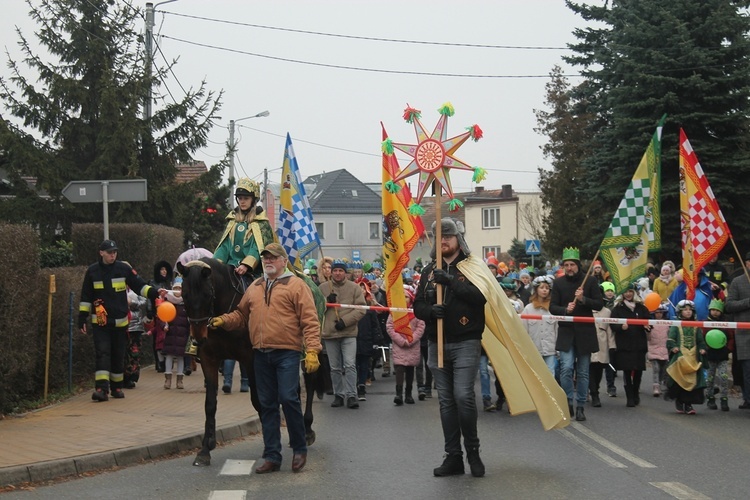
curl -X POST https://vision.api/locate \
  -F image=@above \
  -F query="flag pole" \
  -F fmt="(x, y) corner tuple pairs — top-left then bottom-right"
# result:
(434, 181), (444, 368)
(729, 236), (750, 284)
(580, 248), (601, 290)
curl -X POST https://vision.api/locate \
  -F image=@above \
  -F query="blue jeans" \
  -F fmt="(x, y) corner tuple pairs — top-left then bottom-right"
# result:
(325, 337), (357, 399)
(543, 354), (557, 377)
(356, 354), (370, 387)
(254, 349), (306, 463)
(559, 347), (591, 407)
(428, 339), (481, 457)
(223, 359), (248, 389)
(479, 353), (491, 400)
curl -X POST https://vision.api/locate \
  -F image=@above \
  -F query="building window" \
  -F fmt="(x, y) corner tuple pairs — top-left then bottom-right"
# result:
(483, 207), (500, 229)
(483, 246), (501, 260)
(369, 222), (380, 239)
(338, 222), (345, 240)
(315, 222), (325, 240)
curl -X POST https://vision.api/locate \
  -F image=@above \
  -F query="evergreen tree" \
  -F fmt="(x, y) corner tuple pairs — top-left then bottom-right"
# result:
(534, 66), (596, 258)
(0, 0), (223, 245)
(565, 0), (750, 259)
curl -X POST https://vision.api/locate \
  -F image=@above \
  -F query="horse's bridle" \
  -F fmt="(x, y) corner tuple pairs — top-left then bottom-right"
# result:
(185, 265), (244, 326)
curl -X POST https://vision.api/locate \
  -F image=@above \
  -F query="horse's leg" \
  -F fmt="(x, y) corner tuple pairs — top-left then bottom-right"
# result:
(194, 355), (219, 467)
(303, 370), (316, 446)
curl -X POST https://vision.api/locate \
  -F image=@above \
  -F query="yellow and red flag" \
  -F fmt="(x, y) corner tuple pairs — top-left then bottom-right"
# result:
(381, 123), (425, 341)
(679, 129), (730, 300)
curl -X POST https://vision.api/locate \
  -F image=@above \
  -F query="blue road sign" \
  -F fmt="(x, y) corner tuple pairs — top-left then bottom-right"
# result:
(525, 239), (541, 256)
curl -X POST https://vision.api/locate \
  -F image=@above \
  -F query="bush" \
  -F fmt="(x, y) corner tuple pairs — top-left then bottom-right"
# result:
(40, 240), (74, 268)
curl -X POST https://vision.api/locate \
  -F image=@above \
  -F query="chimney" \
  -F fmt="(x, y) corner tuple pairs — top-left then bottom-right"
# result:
(475, 186), (485, 194)
(502, 184), (513, 198)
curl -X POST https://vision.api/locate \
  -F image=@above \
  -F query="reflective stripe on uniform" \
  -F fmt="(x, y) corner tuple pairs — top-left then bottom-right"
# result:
(111, 277), (126, 292)
(93, 281), (104, 290)
(95, 370), (110, 381)
(114, 316), (129, 328)
(110, 372), (124, 382)
(139, 284), (153, 297)
(80, 302), (92, 313)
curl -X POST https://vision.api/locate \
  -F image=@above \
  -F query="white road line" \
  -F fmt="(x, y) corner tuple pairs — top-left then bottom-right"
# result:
(208, 491), (247, 500)
(219, 459), (256, 475)
(570, 421), (657, 468)
(650, 482), (712, 500)
(557, 428), (627, 468)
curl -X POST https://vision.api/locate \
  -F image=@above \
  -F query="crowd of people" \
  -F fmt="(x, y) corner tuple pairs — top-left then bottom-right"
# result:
(78, 184), (750, 477)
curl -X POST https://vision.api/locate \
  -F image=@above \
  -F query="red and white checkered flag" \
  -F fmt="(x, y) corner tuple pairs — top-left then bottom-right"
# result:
(679, 129), (730, 300)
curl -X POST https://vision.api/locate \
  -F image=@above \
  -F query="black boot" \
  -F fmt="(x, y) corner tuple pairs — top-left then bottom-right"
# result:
(575, 406), (586, 421)
(591, 392), (601, 408)
(405, 384), (415, 404)
(394, 385), (403, 406)
(433, 454), (465, 477)
(720, 397), (729, 411)
(633, 382), (641, 406)
(625, 386), (635, 407)
(707, 396), (717, 410)
(466, 447), (485, 477)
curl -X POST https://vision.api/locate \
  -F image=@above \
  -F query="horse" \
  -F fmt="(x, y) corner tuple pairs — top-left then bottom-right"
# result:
(176, 257), (323, 466)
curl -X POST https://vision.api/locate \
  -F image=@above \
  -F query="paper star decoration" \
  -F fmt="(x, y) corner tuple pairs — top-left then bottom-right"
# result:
(390, 103), (485, 209)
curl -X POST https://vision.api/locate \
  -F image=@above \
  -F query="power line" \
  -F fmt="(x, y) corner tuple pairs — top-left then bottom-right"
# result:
(159, 34), (573, 79)
(159, 10), (568, 51)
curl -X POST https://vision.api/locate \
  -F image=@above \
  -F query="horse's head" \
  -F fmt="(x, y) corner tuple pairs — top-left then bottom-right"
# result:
(176, 259), (214, 343)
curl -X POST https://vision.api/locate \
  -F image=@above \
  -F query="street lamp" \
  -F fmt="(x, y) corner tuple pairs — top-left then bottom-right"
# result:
(228, 110), (270, 209)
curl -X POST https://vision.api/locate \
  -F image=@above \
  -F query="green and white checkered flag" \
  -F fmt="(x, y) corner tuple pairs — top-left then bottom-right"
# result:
(599, 116), (664, 294)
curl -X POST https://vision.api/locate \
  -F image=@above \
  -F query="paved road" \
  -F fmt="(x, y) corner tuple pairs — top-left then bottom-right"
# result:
(4, 371), (749, 499)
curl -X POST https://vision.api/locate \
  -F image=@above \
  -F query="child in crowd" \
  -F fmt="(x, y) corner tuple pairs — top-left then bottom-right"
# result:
(666, 300), (707, 415)
(647, 303), (670, 397)
(386, 288), (425, 406)
(589, 281), (615, 407)
(704, 300), (734, 411)
(162, 278), (189, 389)
(355, 280), (381, 401)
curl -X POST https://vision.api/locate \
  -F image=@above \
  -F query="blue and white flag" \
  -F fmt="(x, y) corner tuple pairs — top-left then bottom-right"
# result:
(278, 134), (320, 268)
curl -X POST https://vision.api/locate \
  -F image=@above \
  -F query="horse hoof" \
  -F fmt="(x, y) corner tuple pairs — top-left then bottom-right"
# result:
(193, 454), (211, 467)
(306, 431), (316, 447)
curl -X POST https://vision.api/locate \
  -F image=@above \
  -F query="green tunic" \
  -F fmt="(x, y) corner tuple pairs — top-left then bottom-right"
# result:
(214, 209), (275, 275)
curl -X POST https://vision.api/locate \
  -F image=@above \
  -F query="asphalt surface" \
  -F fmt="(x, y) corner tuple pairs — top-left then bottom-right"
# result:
(0, 363), (259, 488)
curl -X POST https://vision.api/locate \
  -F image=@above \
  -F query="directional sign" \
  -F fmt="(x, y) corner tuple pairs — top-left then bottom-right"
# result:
(525, 239), (541, 256)
(62, 179), (147, 203)
(352, 250), (361, 260)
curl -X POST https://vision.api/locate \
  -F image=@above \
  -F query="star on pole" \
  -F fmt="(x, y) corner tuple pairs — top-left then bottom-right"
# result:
(390, 103), (485, 210)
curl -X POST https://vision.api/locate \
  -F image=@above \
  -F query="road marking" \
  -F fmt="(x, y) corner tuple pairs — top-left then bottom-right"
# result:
(208, 491), (247, 500)
(650, 482), (712, 499)
(219, 459), (256, 475)
(570, 422), (657, 468)
(557, 428), (627, 468)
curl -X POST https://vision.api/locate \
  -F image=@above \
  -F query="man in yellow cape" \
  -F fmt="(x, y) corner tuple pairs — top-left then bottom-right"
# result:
(457, 254), (570, 431)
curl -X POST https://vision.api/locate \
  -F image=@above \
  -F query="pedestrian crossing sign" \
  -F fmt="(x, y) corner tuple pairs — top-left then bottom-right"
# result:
(525, 239), (541, 255)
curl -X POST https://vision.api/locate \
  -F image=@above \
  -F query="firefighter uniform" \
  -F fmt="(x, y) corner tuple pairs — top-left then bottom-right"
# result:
(79, 240), (159, 401)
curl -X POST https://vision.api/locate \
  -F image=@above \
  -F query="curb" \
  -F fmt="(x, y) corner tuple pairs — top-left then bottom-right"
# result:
(0, 416), (261, 488)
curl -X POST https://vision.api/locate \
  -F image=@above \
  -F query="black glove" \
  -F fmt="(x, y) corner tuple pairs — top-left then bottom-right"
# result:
(609, 348), (617, 364)
(432, 269), (453, 286)
(334, 319), (346, 331)
(78, 313), (88, 329)
(327, 293), (338, 304)
(431, 304), (446, 319)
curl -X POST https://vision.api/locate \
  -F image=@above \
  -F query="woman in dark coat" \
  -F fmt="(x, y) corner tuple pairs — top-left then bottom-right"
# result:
(609, 284), (650, 407)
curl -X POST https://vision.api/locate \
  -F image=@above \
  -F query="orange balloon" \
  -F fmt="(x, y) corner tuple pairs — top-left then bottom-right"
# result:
(644, 292), (661, 312)
(157, 301), (177, 322)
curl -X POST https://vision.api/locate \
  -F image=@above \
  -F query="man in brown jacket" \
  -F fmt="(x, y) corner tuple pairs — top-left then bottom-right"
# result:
(210, 243), (321, 474)
(318, 260), (366, 409)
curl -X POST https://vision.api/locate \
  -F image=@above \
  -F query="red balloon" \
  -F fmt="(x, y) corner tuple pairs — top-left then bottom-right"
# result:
(644, 292), (661, 312)
(157, 301), (177, 322)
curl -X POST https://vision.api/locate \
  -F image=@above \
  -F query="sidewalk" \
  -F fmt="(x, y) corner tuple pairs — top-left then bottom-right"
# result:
(0, 364), (259, 488)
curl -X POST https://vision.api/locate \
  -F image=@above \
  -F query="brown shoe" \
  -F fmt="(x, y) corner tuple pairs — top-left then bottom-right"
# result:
(255, 460), (281, 474)
(292, 453), (307, 473)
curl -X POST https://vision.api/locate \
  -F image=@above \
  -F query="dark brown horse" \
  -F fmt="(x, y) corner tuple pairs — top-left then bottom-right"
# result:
(176, 257), (322, 466)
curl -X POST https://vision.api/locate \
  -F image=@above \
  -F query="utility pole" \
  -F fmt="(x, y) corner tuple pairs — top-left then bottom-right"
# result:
(227, 111), (270, 209)
(144, 1), (179, 121)
(262, 168), (268, 207)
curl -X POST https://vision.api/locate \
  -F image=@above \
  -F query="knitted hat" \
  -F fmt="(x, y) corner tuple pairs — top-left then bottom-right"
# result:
(331, 260), (347, 271)
(709, 299), (724, 313)
(601, 282), (615, 293)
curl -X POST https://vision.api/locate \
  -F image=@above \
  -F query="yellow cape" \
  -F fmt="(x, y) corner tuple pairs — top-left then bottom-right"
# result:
(458, 254), (570, 430)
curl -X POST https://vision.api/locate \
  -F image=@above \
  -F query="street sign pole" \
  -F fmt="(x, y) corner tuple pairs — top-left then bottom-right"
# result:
(62, 179), (148, 240)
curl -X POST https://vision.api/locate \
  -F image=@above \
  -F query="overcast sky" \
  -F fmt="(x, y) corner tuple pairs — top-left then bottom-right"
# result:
(2, 1), (600, 193)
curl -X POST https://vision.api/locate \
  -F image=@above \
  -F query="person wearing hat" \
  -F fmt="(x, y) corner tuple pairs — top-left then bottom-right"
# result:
(549, 247), (604, 421)
(704, 299), (733, 411)
(413, 218), (487, 478)
(666, 300), (707, 414)
(609, 283), (650, 408)
(213, 177), (276, 388)
(588, 281), (616, 407)
(79, 240), (166, 402)
(724, 256), (750, 409)
(318, 259), (367, 409)
(209, 242), (322, 473)
(214, 177), (275, 286)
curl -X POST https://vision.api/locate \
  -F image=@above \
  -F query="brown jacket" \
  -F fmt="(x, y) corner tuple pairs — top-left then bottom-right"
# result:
(220, 271), (322, 353)
(318, 278), (366, 339)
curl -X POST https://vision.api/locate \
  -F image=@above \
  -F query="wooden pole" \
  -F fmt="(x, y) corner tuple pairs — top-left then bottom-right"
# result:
(435, 183), (444, 368)
(729, 237), (750, 284)
(580, 249), (601, 290)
